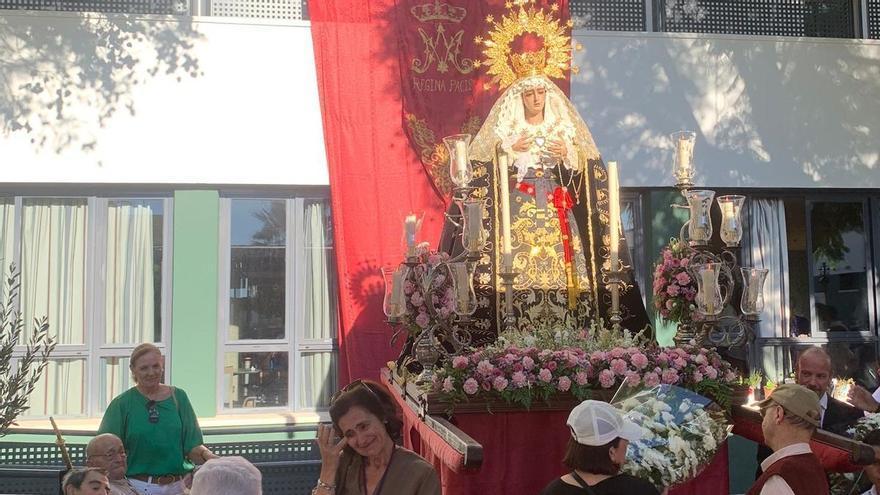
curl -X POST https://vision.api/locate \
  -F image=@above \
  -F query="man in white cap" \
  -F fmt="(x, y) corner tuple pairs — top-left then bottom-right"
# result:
(539, 400), (659, 495)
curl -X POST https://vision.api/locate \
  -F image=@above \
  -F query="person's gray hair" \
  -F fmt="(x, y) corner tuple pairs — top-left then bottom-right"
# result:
(190, 456), (262, 495)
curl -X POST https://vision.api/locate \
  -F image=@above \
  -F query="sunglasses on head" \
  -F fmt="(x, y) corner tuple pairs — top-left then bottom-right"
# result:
(146, 400), (160, 424)
(330, 379), (381, 406)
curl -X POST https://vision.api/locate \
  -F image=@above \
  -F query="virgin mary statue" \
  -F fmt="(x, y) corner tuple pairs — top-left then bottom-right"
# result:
(438, 3), (649, 345)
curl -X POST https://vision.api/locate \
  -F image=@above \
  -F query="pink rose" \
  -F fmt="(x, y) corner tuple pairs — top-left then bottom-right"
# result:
(661, 368), (679, 384)
(692, 371), (703, 382)
(452, 356), (469, 370)
(675, 272), (691, 285)
(704, 366), (718, 380)
(522, 356), (536, 371)
(630, 352), (649, 370)
(610, 347), (626, 359)
(680, 257), (690, 267)
(624, 371), (640, 386)
(673, 357), (687, 369)
(557, 376), (572, 392)
(590, 351), (606, 362)
(546, 361), (558, 372)
(410, 292), (424, 307)
(724, 370), (737, 382)
(643, 372), (660, 388)
(476, 360), (495, 376)
(442, 377), (454, 393)
(575, 371), (589, 386)
(511, 371), (527, 388)
(538, 368), (553, 383)
(493, 376), (509, 391)
(599, 369), (615, 388)
(657, 352), (670, 363)
(694, 354), (708, 366)
(463, 378), (479, 395)
(610, 358), (628, 376)
(666, 284), (681, 296)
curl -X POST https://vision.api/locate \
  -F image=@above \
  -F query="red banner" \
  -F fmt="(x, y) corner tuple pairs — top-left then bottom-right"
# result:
(311, 0), (571, 385)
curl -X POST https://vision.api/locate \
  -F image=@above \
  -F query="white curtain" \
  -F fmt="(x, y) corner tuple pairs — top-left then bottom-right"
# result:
(302, 201), (337, 408)
(106, 203), (155, 345)
(20, 199), (88, 416)
(20, 199), (88, 345)
(746, 199), (790, 339)
(0, 200), (14, 274)
(303, 201), (337, 340)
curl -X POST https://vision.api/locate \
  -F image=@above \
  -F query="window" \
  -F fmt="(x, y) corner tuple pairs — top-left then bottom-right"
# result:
(219, 197), (337, 412)
(2, 196), (172, 417)
(622, 193), (646, 305)
(756, 194), (877, 387)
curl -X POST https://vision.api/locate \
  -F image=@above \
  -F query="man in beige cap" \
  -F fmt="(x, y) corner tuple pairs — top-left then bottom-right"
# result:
(85, 433), (138, 495)
(748, 383), (829, 495)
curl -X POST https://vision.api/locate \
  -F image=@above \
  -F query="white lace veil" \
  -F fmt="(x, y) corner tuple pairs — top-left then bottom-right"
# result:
(469, 75), (600, 166)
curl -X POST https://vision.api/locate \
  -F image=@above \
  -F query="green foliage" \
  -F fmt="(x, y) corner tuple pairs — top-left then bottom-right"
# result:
(0, 266), (55, 437)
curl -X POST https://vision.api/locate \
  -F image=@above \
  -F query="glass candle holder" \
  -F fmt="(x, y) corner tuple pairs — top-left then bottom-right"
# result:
(718, 195), (746, 247)
(741, 267), (769, 316)
(685, 190), (715, 246)
(444, 134), (473, 188)
(448, 261), (477, 316)
(672, 130), (696, 186)
(381, 265), (408, 319)
(694, 262), (723, 317)
(460, 199), (487, 254)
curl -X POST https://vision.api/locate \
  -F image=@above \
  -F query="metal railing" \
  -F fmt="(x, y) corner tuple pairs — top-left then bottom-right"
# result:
(0, 0), (309, 19)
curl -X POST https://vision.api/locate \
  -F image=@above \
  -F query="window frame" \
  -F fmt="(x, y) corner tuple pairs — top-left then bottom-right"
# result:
(6, 194), (174, 418)
(217, 195), (337, 414)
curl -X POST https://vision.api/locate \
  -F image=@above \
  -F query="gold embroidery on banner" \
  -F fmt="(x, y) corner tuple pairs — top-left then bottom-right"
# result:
(405, 113), (453, 195)
(410, 2), (474, 75)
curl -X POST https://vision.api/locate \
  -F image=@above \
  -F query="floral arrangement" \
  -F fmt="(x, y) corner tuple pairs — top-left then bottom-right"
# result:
(430, 320), (739, 411)
(847, 411), (880, 441)
(618, 385), (730, 488)
(399, 249), (456, 338)
(652, 238), (698, 325)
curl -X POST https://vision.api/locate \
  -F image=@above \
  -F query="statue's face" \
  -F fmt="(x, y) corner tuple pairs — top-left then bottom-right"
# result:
(520, 87), (546, 117)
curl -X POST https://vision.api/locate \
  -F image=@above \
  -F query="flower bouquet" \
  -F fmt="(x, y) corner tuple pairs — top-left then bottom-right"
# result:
(430, 321), (740, 412)
(614, 384), (731, 489)
(652, 238), (698, 325)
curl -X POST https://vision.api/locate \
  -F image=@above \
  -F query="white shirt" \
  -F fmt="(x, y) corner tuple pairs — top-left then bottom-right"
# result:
(863, 487), (879, 495)
(819, 392), (828, 426)
(872, 386), (880, 403)
(758, 443), (813, 495)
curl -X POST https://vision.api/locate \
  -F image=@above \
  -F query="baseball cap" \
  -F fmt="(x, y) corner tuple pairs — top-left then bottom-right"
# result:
(567, 400), (643, 446)
(756, 383), (821, 427)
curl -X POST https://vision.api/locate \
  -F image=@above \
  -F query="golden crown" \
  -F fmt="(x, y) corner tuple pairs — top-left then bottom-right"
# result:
(411, 0), (467, 23)
(475, 1), (577, 89)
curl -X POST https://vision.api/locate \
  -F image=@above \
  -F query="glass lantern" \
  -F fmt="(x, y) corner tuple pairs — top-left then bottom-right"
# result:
(685, 190), (715, 246)
(740, 267), (769, 316)
(671, 130), (696, 187)
(381, 265), (408, 320)
(448, 261), (477, 316)
(694, 262), (723, 317)
(718, 195), (746, 247)
(444, 134), (473, 188)
(460, 199), (487, 254)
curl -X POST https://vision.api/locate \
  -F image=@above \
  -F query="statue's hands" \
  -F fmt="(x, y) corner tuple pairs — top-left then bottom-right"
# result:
(547, 139), (567, 160)
(511, 134), (533, 153)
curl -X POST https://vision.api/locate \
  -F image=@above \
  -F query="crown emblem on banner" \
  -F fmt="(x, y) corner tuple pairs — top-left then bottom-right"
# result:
(411, 0), (467, 23)
(475, 0), (580, 89)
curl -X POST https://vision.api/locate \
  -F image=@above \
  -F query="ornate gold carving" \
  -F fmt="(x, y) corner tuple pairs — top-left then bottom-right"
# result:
(477, 0), (573, 89)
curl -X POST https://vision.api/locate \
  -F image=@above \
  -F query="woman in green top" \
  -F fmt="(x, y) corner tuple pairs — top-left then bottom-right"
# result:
(99, 343), (217, 495)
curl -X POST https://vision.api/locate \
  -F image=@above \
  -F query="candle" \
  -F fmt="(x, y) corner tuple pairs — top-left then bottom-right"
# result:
(746, 271), (759, 310)
(455, 268), (469, 308)
(701, 266), (716, 314)
(498, 150), (513, 271)
(454, 139), (468, 181)
(404, 214), (417, 257)
(388, 267), (404, 317)
(464, 201), (483, 251)
(676, 135), (691, 175)
(608, 161), (620, 273)
(721, 201), (736, 230)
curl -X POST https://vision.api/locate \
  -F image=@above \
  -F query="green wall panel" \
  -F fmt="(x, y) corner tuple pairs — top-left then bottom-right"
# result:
(171, 190), (220, 417)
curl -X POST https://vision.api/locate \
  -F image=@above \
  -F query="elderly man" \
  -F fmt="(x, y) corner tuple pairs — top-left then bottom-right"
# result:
(85, 433), (137, 495)
(795, 347), (863, 434)
(190, 456), (261, 495)
(749, 383), (829, 495)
